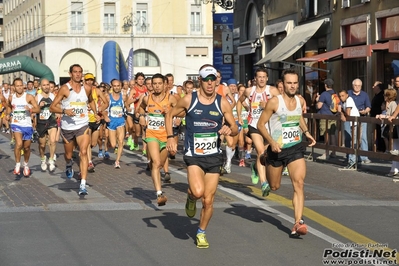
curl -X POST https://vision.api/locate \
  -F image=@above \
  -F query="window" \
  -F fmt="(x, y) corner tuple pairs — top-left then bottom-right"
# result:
(71, 2), (83, 33)
(190, 4), (201, 33)
(136, 3), (148, 34)
(134, 49), (159, 67)
(104, 3), (116, 33)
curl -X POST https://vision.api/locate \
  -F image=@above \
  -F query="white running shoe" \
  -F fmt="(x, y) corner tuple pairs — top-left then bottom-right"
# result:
(41, 156), (47, 171)
(48, 159), (56, 172)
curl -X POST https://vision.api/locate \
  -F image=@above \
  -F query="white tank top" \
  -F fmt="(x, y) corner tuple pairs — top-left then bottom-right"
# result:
(61, 83), (89, 130)
(11, 92), (32, 127)
(248, 85), (271, 129)
(3, 90), (10, 99)
(269, 95), (302, 149)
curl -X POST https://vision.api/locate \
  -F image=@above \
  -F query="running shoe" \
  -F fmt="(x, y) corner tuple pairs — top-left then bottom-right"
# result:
(53, 154), (57, 162)
(114, 161), (121, 169)
(1, 127), (4, 132)
(250, 162), (259, 184)
(48, 159), (56, 172)
(344, 160), (356, 170)
(127, 136), (133, 146)
(282, 167), (289, 176)
(134, 145), (140, 151)
(245, 152), (252, 159)
(6, 129), (10, 134)
(13, 164), (21, 175)
(98, 150), (104, 159)
(114, 147), (118, 154)
(224, 163), (231, 174)
(23, 165), (31, 177)
(10, 138), (15, 146)
(20, 149), (24, 156)
(79, 185), (88, 195)
(142, 150), (147, 156)
(129, 143), (135, 151)
(157, 194), (167, 206)
(66, 166), (74, 179)
(40, 156), (47, 171)
(88, 161), (95, 172)
(261, 182), (271, 197)
(196, 233), (209, 249)
(239, 159), (245, 167)
(291, 219), (308, 237)
(185, 194), (197, 218)
(104, 151), (110, 159)
(163, 172), (171, 182)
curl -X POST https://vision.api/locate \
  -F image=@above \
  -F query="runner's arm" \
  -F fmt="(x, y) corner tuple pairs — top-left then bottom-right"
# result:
(220, 96), (238, 137)
(26, 94), (41, 113)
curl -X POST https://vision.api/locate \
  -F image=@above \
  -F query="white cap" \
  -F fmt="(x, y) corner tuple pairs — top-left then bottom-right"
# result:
(199, 66), (217, 79)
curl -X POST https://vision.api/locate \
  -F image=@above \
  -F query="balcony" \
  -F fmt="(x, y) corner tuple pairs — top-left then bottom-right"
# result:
(103, 23), (117, 34)
(70, 23), (85, 34)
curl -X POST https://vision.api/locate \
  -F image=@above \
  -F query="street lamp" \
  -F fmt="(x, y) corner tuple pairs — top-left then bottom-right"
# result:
(194, 0), (236, 12)
(122, 13), (135, 79)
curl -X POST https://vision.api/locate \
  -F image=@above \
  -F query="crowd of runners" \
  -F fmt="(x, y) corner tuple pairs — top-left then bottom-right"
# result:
(0, 64), (315, 248)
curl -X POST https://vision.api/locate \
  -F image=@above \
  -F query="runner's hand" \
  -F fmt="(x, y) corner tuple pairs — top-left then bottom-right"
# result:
(218, 124), (232, 136)
(166, 138), (177, 155)
(305, 132), (316, 146)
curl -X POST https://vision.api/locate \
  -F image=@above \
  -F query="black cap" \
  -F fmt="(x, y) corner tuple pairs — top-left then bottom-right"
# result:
(324, 78), (334, 88)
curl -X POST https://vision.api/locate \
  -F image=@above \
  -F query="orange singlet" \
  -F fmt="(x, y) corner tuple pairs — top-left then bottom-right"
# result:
(146, 93), (170, 142)
(133, 85), (148, 109)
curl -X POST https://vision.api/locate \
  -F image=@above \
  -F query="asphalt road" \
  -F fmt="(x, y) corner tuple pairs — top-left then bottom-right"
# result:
(0, 132), (398, 266)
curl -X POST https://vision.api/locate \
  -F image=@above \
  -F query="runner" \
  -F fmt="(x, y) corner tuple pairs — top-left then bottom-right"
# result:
(237, 67), (280, 196)
(50, 64), (99, 196)
(1, 82), (11, 133)
(105, 79), (126, 168)
(132, 73), (148, 151)
(137, 73), (178, 206)
(223, 78), (240, 173)
(85, 73), (109, 172)
(35, 79), (59, 172)
(257, 69), (316, 237)
(6, 78), (40, 177)
(166, 64), (238, 248)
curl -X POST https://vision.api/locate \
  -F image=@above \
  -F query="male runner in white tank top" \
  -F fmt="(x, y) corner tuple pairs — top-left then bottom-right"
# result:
(236, 67), (280, 197)
(257, 69), (316, 237)
(50, 64), (100, 196)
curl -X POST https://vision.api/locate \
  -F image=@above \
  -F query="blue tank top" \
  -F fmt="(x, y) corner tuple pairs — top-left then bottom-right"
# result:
(108, 93), (125, 122)
(184, 91), (223, 157)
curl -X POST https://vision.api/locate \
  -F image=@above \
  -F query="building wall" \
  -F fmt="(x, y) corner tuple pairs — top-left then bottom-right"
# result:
(2, 0), (218, 85)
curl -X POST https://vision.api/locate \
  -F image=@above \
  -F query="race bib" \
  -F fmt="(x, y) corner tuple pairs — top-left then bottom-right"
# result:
(13, 111), (26, 123)
(147, 113), (165, 130)
(40, 107), (51, 120)
(251, 102), (262, 119)
(282, 121), (301, 145)
(70, 102), (87, 118)
(110, 106), (123, 117)
(194, 132), (218, 155)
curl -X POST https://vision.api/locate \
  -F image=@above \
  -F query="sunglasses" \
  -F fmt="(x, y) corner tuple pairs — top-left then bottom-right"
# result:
(201, 76), (217, 82)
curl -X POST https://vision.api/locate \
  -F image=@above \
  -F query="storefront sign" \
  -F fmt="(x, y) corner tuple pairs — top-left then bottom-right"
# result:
(389, 40), (399, 53)
(343, 45), (371, 58)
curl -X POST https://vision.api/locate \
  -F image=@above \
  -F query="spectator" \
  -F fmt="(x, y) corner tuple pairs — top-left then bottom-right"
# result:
(315, 78), (338, 160)
(304, 80), (317, 113)
(339, 89), (360, 169)
(376, 89), (398, 176)
(348, 79), (371, 164)
(370, 81), (386, 152)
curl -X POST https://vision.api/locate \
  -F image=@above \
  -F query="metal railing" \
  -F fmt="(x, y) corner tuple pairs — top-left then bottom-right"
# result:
(303, 113), (399, 169)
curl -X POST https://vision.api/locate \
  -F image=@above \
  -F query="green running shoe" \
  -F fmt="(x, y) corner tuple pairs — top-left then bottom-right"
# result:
(196, 233), (209, 249)
(250, 162), (259, 184)
(261, 182), (271, 197)
(185, 194), (197, 218)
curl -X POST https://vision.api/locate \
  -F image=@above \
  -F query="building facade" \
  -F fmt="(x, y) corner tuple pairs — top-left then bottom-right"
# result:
(2, 0), (220, 85)
(234, 0), (399, 98)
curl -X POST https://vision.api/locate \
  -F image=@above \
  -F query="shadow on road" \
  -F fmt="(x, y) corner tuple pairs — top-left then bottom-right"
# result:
(142, 212), (198, 241)
(224, 205), (292, 236)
